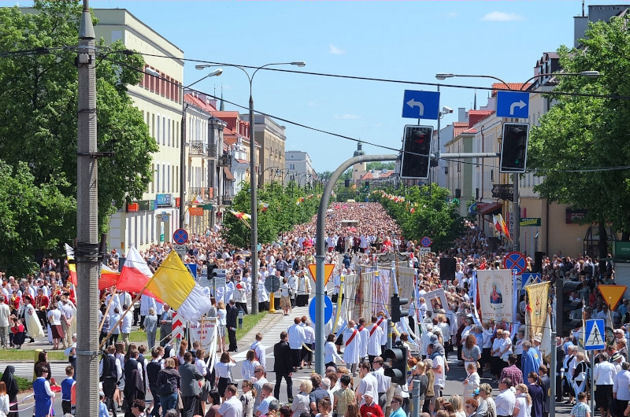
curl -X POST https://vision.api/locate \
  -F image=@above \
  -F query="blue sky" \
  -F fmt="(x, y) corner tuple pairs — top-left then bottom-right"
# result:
(13, 0), (630, 171)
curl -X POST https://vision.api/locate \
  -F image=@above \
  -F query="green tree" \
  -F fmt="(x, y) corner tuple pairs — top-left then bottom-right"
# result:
(222, 182), (321, 247)
(372, 185), (463, 251)
(0, 1), (157, 269)
(366, 162), (395, 171)
(0, 161), (75, 275)
(528, 14), (630, 255)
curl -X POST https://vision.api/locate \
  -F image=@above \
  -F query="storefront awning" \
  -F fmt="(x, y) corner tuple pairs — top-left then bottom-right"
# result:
(477, 202), (503, 216)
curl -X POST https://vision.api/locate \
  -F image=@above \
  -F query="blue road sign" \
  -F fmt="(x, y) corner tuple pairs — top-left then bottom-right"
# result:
(421, 236), (432, 248)
(402, 90), (440, 120)
(173, 228), (188, 245)
(186, 263), (197, 278)
(521, 273), (541, 289)
(309, 295), (333, 325)
(503, 251), (527, 275)
(584, 319), (605, 350)
(496, 91), (530, 118)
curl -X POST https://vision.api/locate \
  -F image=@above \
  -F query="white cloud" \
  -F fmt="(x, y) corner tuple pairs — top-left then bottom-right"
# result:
(481, 11), (524, 22)
(334, 113), (360, 120)
(446, 11), (458, 18)
(329, 44), (346, 55)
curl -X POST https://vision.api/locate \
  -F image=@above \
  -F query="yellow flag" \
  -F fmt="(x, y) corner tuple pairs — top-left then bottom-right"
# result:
(526, 281), (550, 338)
(147, 251), (195, 310)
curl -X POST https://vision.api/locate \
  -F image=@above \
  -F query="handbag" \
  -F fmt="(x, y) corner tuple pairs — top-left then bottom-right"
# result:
(177, 389), (184, 410)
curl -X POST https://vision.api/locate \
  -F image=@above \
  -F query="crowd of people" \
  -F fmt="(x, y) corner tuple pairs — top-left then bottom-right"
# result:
(0, 202), (628, 417)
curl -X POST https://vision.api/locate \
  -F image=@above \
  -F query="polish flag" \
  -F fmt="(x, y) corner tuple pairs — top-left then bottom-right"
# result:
(99, 264), (120, 290)
(117, 247), (155, 295)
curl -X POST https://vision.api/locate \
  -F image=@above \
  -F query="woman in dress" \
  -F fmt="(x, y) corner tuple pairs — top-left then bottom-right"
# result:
(214, 352), (236, 400)
(0, 381), (10, 417)
(241, 380), (256, 417)
(1, 367), (18, 417)
(46, 302), (63, 350)
(241, 350), (260, 381)
(513, 384), (532, 417)
(291, 380), (312, 417)
(217, 302), (227, 353)
(461, 335), (481, 369)
(526, 373), (545, 417)
(23, 296), (45, 341)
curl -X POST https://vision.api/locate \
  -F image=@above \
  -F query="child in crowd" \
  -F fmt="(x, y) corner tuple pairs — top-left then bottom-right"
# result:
(61, 365), (76, 415)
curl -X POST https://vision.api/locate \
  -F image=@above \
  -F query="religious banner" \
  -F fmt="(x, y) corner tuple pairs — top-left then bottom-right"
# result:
(525, 281), (550, 339)
(189, 317), (217, 352)
(425, 288), (449, 314)
(477, 269), (513, 323)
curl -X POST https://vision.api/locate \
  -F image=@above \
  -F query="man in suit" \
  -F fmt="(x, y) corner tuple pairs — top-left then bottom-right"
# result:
(273, 331), (293, 402)
(179, 351), (203, 417)
(226, 299), (239, 352)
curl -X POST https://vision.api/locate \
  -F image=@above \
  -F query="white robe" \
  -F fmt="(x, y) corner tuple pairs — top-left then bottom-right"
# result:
(343, 328), (360, 365)
(25, 304), (45, 339)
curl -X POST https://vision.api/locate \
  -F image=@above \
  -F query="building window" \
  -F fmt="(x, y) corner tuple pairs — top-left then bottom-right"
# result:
(167, 164), (170, 193)
(156, 115), (161, 145)
(151, 164), (155, 193)
(156, 163), (160, 193)
(490, 169), (494, 182)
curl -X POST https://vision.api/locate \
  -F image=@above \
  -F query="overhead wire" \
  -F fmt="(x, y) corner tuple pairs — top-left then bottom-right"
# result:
(108, 58), (630, 175)
(1, 46), (625, 174)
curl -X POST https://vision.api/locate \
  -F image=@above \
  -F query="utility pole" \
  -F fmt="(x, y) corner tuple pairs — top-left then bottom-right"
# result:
(513, 173), (520, 251)
(249, 93), (259, 314)
(76, 0), (99, 414)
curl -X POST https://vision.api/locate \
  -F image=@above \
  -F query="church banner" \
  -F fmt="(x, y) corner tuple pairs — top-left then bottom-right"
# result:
(526, 281), (550, 339)
(477, 269), (513, 323)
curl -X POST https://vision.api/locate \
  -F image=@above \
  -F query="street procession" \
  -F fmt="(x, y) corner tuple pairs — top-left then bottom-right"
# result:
(2, 1), (630, 417)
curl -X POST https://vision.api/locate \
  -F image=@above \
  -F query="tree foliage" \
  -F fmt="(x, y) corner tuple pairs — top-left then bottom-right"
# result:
(528, 14), (630, 236)
(0, 161), (75, 275)
(222, 182), (322, 248)
(0, 0), (157, 271)
(371, 185), (464, 251)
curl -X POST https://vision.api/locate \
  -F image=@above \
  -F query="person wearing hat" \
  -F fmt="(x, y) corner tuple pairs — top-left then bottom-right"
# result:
(612, 352), (624, 373)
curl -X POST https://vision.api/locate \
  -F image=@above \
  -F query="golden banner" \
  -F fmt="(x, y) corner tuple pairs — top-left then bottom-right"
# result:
(526, 281), (550, 339)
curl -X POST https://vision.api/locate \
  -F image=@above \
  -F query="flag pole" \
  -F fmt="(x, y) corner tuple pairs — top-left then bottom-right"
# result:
(99, 276), (157, 350)
(98, 288), (117, 333)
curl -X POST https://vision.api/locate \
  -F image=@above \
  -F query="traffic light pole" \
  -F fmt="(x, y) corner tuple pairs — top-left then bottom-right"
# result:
(315, 153), (397, 375)
(513, 173), (520, 251)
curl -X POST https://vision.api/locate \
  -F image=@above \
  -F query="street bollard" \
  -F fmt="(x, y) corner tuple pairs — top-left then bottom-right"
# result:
(238, 309), (244, 329)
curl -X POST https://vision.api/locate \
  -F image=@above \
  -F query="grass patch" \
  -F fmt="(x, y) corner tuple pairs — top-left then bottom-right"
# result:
(103, 313), (267, 347)
(0, 349), (65, 361)
(0, 372), (34, 392)
(237, 311), (267, 340)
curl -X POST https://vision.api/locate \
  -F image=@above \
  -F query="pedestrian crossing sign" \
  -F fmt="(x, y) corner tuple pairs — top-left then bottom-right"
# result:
(584, 319), (605, 350)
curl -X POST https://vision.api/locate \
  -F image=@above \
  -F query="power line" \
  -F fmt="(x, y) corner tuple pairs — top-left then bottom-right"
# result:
(130, 50), (630, 101)
(106, 58), (630, 175)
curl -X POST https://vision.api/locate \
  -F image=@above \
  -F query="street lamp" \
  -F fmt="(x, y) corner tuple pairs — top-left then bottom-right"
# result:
(196, 61), (306, 314)
(435, 70), (599, 252)
(146, 67), (223, 230)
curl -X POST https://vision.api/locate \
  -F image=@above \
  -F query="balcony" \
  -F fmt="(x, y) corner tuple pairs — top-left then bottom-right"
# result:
(189, 141), (208, 157)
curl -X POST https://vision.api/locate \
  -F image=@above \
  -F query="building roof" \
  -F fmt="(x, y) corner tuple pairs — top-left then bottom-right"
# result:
(491, 82), (532, 95)
(453, 122), (470, 138)
(468, 110), (494, 127)
(184, 93), (217, 113)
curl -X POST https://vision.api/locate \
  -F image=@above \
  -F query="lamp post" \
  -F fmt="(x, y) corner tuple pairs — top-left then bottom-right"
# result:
(435, 71), (599, 251)
(146, 67), (223, 230)
(196, 61), (305, 314)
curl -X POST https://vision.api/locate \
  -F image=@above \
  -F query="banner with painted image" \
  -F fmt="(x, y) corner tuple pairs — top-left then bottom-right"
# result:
(525, 281), (550, 339)
(425, 288), (449, 314)
(477, 269), (513, 323)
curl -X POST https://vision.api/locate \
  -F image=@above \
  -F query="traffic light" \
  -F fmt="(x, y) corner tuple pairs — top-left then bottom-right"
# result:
(390, 294), (409, 323)
(383, 346), (408, 385)
(500, 123), (529, 173)
(401, 125), (433, 179)
(556, 277), (583, 337)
